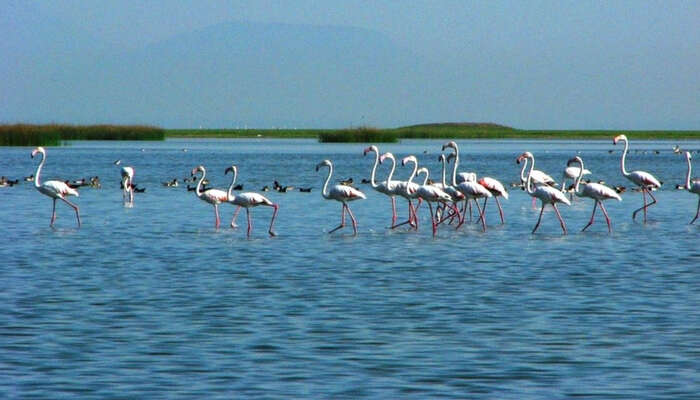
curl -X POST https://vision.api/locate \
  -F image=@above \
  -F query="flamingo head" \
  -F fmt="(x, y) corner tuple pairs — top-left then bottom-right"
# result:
(191, 165), (204, 176)
(401, 155), (417, 166)
(613, 134), (627, 145)
(437, 154), (446, 163)
(567, 156), (583, 166)
(362, 145), (377, 156)
(516, 152), (533, 164)
(685, 151), (692, 161)
(315, 159), (331, 172)
(224, 165), (237, 175)
(441, 141), (457, 152)
(379, 152), (394, 164)
(31, 147), (45, 158)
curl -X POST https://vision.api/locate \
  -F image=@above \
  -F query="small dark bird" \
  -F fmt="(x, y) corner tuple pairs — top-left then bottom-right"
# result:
(233, 184), (243, 191)
(339, 177), (353, 186)
(299, 187), (312, 192)
(24, 174), (34, 182)
(261, 185), (270, 191)
(361, 178), (370, 184)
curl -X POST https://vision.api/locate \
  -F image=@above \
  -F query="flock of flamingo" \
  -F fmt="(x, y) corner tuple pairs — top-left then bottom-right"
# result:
(28, 134), (700, 235)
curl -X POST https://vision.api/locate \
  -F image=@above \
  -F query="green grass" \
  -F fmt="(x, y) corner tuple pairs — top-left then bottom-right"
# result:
(0, 124), (165, 146)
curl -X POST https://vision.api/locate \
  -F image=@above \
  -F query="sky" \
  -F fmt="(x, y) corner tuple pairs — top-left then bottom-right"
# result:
(2, 0), (698, 129)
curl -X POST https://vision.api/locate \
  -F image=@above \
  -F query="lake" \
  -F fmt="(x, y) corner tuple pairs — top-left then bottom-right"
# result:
(1, 138), (699, 399)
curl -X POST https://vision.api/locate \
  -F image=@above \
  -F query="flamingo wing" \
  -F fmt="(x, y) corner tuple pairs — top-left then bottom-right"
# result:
(582, 183), (622, 201)
(202, 189), (228, 204)
(331, 185), (366, 201)
(537, 185), (570, 205)
(43, 180), (79, 197)
(237, 192), (274, 207)
(632, 171), (661, 188)
(478, 177), (508, 199)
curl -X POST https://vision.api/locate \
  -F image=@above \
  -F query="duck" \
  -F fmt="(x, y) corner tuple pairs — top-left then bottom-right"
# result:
(361, 178), (371, 184)
(162, 179), (178, 187)
(299, 187), (312, 192)
(614, 185), (626, 194)
(339, 177), (353, 186)
(261, 185), (270, 192)
(233, 184), (243, 191)
(24, 174), (34, 182)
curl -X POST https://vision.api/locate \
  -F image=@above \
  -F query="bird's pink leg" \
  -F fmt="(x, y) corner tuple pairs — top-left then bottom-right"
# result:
(475, 198), (486, 231)
(62, 197), (81, 227)
(246, 208), (252, 237)
(329, 203), (347, 233)
(495, 197), (505, 224)
(268, 204), (279, 236)
(50, 198), (57, 226)
(214, 204), (220, 229)
(230, 206), (241, 228)
(390, 196), (397, 227)
(582, 200), (598, 232)
(691, 198), (699, 224)
(428, 201), (437, 236)
(392, 200), (413, 229)
(553, 203), (567, 234)
(346, 204), (359, 235)
(599, 201), (613, 232)
(633, 188), (649, 222)
(532, 203), (545, 233)
(646, 189), (657, 222)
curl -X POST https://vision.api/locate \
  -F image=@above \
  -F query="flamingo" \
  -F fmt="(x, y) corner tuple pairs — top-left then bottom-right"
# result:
(114, 160), (134, 204)
(441, 141), (480, 219)
(478, 176), (509, 224)
(613, 134), (662, 222)
(398, 155), (424, 229)
(30, 147), (81, 227)
(225, 165), (279, 237)
(363, 145), (398, 227)
(517, 152), (571, 234)
(415, 167), (453, 236)
(191, 165), (229, 229)
(683, 152), (700, 224)
(379, 153), (418, 229)
(561, 163), (591, 199)
(432, 154), (464, 223)
(568, 156), (621, 232)
(454, 168), (492, 231)
(316, 159), (366, 235)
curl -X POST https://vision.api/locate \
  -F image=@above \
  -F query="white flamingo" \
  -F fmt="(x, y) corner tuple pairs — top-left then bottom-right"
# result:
(191, 165), (229, 229)
(517, 152), (571, 234)
(114, 160), (134, 204)
(415, 167), (453, 236)
(363, 145), (398, 227)
(398, 155), (424, 229)
(316, 159), (366, 235)
(225, 165), (279, 237)
(433, 154), (464, 223)
(478, 176), (509, 224)
(561, 163), (591, 197)
(613, 134), (661, 222)
(568, 156), (621, 232)
(31, 147), (81, 227)
(683, 151), (700, 224)
(455, 169), (492, 231)
(379, 153), (418, 229)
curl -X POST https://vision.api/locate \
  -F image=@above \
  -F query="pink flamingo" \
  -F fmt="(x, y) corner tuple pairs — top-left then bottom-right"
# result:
(191, 165), (229, 229)
(363, 145), (398, 227)
(225, 165), (279, 237)
(316, 159), (366, 235)
(31, 147), (81, 227)
(517, 152), (571, 234)
(433, 154), (464, 223)
(613, 134), (661, 222)
(561, 163), (591, 199)
(568, 156), (621, 232)
(415, 167), (453, 236)
(683, 151), (700, 224)
(114, 160), (134, 204)
(398, 155), (424, 229)
(379, 153), (418, 229)
(478, 176), (509, 224)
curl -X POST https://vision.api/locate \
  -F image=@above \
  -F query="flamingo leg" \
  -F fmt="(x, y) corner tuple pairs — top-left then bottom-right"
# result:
(346, 204), (359, 235)
(495, 196), (505, 224)
(329, 203), (347, 234)
(599, 201), (613, 233)
(390, 196), (397, 227)
(230, 206), (241, 228)
(691, 197), (700, 224)
(552, 203), (567, 234)
(474, 197), (486, 231)
(532, 202), (545, 233)
(582, 200), (598, 232)
(428, 201), (437, 236)
(268, 204), (279, 236)
(214, 204), (221, 229)
(246, 208), (252, 237)
(128, 178), (134, 203)
(392, 200), (413, 229)
(50, 198), (57, 226)
(61, 197), (81, 227)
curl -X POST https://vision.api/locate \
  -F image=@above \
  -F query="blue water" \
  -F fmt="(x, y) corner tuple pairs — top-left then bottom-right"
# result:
(1, 139), (699, 399)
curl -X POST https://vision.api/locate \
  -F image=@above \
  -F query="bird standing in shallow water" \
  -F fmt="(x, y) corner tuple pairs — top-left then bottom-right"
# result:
(31, 147), (81, 227)
(613, 134), (661, 223)
(682, 152), (700, 224)
(191, 165), (229, 229)
(225, 165), (279, 237)
(517, 152), (570, 234)
(568, 156), (621, 232)
(316, 159), (366, 235)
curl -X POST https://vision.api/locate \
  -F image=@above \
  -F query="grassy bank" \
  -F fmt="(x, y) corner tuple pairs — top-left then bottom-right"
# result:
(0, 124), (165, 146)
(166, 123), (700, 142)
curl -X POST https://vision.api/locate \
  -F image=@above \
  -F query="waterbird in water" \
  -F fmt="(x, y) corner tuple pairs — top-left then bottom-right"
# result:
(613, 134), (661, 223)
(114, 160), (134, 204)
(517, 152), (570, 234)
(414, 167), (453, 236)
(191, 165), (229, 229)
(364, 145), (398, 228)
(225, 165), (279, 237)
(31, 147), (81, 227)
(682, 151), (700, 224)
(316, 159), (366, 235)
(568, 156), (621, 232)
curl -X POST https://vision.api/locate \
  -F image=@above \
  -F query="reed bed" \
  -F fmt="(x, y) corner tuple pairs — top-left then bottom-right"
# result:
(318, 127), (398, 143)
(0, 124), (165, 146)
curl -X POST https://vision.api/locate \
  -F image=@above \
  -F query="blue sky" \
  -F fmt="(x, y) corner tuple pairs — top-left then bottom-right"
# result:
(2, 0), (698, 129)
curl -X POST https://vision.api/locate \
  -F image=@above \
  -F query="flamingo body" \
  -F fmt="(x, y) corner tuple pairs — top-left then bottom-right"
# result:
(517, 152), (570, 234)
(613, 134), (661, 222)
(31, 147), (81, 227)
(225, 165), (279, 236)
(316, 159), (366, 234)
(569, 156), (620, 232)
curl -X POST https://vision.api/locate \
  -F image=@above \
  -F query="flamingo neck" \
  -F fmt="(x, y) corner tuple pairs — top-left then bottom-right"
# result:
(321, 163), (333, 199)
(525, 156), (536, 194)
(385, 155), (396, 184)
(440, 156), (447, 187)
(520, 158), (528, 183)
(227, 168), (237, 202)
(418, 169), (429, 185)
(195, 168), (206, 197)
(34, 151), (45, 188)
(450, 146), (459, 186)
(619, 138), (630, 176)
(686, 153), (693, 190)
(407, 160), (418, 183)
(573, 159), (584, 195)
(369, 149), (380, 189)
